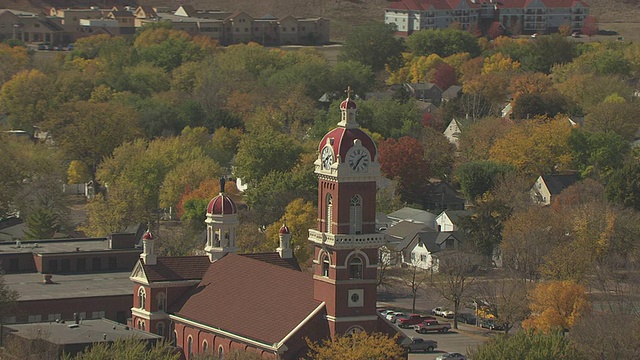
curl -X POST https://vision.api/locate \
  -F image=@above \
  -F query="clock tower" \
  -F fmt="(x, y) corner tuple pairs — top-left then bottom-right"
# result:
(309, 87), (385, 338)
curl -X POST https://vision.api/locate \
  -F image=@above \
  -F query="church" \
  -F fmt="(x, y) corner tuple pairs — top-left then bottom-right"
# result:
(129, 90), (399, 359)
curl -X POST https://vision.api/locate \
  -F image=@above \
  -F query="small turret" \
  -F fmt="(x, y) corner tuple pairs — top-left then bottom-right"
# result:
(140, 228), (157, 265)
(277, 223), (292, 259)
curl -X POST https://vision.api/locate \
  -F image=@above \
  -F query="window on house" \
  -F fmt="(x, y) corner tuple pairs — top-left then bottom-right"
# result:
(322, 255), (330, 277)
(157, 292), (166, 311)
(218, 346), (224, 358)
(202, 340), (208, 353)
(349, 257), (363, 279)
(187, 336), (193, 356)
(420, 255), (427, 262)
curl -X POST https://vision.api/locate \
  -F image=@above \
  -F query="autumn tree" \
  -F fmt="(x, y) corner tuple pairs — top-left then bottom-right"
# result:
(489, 116), (573, 178)
(606, 161), (640, 211)
(0, 69), (53, 131)
(522, 280), (591, 333)
(432, 62), (457, 91)
(378, 136), (430, 203)
(582, 16), (599, 40)
(509, 72), (553, 101)
(402, 259), (431, 313)
(0, 43), (30, 86)
(477, 275), (530, 334)
(62, 338), (179, 360)
(133, 27), (207, 71)
(406, 28), (481, 58)
(339, 22), (404, 72)
(429, 251), (481, 329)
(583, 100), (640, 140)
(457, 117), (513, 163)
(570, 313), (640, 360)
(520, 34), (577, 73)
(263, 198), (316, 268)
(307, 331), (404, 360)
(487, 22), (503, 40)
(469, 330), (583, 360)
(420, 126), (456, 180)
(459, 193), (511, 262)
(512, 92), (569, 120)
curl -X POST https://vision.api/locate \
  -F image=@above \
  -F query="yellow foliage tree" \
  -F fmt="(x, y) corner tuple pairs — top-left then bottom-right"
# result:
(489, 116), (573, 178)
(307, 331), (404, 360)
(509, 72), (553, 101)
(264, 198), (317, 268)
(522, 280), (591, 333)
(67, 160), (91, 184)
(443, 52), (471, 78)
(482, 52), (521, 75)
(0, 43), (30, 86)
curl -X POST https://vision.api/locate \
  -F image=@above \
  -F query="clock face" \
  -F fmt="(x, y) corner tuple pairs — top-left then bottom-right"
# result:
(348, 148), (370, 172)
(321, 146), (334, 170)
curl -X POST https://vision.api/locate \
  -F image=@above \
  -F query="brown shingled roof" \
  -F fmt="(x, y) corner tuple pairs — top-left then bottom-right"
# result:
(143, 256), (210, 282)
(241, 252), (301, 271)
(172, 253), (322, 345)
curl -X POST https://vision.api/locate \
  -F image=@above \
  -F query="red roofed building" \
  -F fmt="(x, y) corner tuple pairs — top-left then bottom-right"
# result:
(385, 0), (589, 36)
(129, 88), (400, 359)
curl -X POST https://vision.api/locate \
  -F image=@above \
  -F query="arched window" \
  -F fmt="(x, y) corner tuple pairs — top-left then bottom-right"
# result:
(218, 345), (224, 359)
(322, 255), (330, 277)
(187, 336), (193, 357)
(202, 340), (208, 354)
(157, 322), (164, 336)
(137, 320), (142, 329)
(157, 292), (166, 312)
(172, 331), (178, 346)
(138, 287), (146, 309)
(350, 195), (362, 234)
(141, 320), (145, 331)
(325, 194), (333, 233)
(349, 257), (363, 279)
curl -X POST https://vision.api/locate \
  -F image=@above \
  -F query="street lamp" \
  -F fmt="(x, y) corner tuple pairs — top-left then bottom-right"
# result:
(474, 300), (478, 327)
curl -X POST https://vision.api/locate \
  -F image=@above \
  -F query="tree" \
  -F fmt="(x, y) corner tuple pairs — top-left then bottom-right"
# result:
(328, 61), (375, 99)
(459, 193), (511, 262)
(584, 100), (640, 141)
(339, 22), (404, 72)
(24, 208), (59, 240)
(522, 280), (591, 333)
(489, 116), (573, 178)
(431, 62), (457, 91)
(0, 69), (53, 131)
(477, 276), (530, 334)
(457, 117), (513, 163)
(568, 130), (630, 181)
(512, 92), (569, 120)
(606, 161), (640, 211)
(429, 251), (481, 329)
(455, 161), (514, 201)
(210, 127), (243, 171)
(264, 198), (317, 269)
(420, 127), (456, 180)
(571, 313), (640, 360)
(509, 72), (553, 101)
(0, 43), (29, 86)
(354, 98), (422, 139)
(378, 137), (430, 203)
(63, 338), (179, 360)
(0, 326), (58, 360)
(520, 34), (577, 73)
(233, 129), (302, 185)
(406, 28), (481, 58)
(468, 330), (583, 360)
(0, 268), (19, 323)
(133, 27), (206, 71)
(487, 22), (503, 40)
(402, 260), (431, 313)
(582, 16), (599, 40)
(306, 331), (404, 360)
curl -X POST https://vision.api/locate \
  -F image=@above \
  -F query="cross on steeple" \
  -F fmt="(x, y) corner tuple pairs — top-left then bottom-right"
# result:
(345, 86), (353, 100)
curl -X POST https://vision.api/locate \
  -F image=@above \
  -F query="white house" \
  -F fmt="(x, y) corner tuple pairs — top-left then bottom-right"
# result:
(443, 119), (462, 148)
(530, 173), (579, 205)
(435, 210), (471, 232)
(387, 207), (437, 229)
(406, 231), (465, 271)
(381, 220), (433, 266)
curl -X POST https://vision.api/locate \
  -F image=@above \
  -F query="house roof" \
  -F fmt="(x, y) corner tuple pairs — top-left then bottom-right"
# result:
(142, 256), (211, 282)
(415, 231), (465, 253)
(383, 221), (433, 251)
(241, 252), (301, 271)
(442, 85), (462, 99)
(439, 210), (471, 224)
(540, 173), (580, 195)
(407, 82), (442, 92)
(387, 207), (437, 225)
(172, 253), (321, 345)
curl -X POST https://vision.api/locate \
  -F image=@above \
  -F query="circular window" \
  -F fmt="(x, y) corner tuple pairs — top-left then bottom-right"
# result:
(351, 293), (360, 302)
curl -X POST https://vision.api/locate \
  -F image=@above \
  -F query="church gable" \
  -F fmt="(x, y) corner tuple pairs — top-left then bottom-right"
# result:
(129, 260), (149, 285)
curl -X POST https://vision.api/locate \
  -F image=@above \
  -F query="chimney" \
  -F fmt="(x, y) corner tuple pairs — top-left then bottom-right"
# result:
(276, 223), (293, 259)
(43, 274), (54, 284)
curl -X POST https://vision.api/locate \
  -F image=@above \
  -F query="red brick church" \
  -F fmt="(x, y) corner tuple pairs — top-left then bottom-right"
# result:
(129, 91), (398, 359)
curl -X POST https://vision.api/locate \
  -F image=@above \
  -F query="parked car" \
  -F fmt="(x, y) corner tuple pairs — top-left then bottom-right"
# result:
(390, 312), (409, 323)
(385, 311), (400, 321)
(414, 320), (452, 334)
(436, 352), (467, 360)
(456, 312), (477, 325)
(404, 337), (437, 353)
(480, 319), (504, 331)
(432, 307), (455, 318)
(379, 309), (394, 317)
(397, 314), (436, 328)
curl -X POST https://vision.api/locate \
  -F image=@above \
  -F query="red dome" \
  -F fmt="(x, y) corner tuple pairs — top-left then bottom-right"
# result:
(207, 193), (238, 215)
(279, 224), (290, 235)
(318, 127), (377, 164)
(340, 98), (357, 110)
(143, 230), (154, 240)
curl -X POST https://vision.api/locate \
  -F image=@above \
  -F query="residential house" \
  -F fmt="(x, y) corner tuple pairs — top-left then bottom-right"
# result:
(443, 118), (462, 148)
(404, 83), (443, 105)
(387, 206), (437, 229)
(406, 231), (465, 271)
(422, 179), (465, 212)
(435, 209), (471, 232)
(381, 221), (433, 265)
(530, 173), (580, 205)
(441, 85), (462, 103)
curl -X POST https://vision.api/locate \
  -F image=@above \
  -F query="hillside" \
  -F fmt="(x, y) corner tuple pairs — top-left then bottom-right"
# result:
(1, 0), (639, 40)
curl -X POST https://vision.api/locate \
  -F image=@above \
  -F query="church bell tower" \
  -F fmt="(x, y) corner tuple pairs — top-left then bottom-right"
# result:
(309, 87), (385, 337)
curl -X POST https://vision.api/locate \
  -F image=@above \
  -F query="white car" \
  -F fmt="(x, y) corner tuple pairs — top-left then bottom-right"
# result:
(431, 307), (455, 318)
(385, 311), (399, 321)
(436, 352), (467, 360)
(389, 312), (407, 323)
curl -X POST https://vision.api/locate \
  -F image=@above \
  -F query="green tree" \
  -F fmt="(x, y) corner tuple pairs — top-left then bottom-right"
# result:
(459, 193), (511, 261)
(24, 208), (59, 240)
(0, 43), (30, 86)
(512, 92), (569, 120)
(584, 100), (640, 140)
(307, 331), (404, 360)
(568, 130), (630, 181)
(455, 161), (514, 201)
(520, 34), (577, 73)
(210, 127), (243, 170)
(339, 22), (405, 72)
(420, 127), (456, 180)
(353, 98), (421, 139)
(606, 161), (640, 211)
(469, 330), (583, 360)
(328, 60), (375, 99)
(234, 129), (302, 184)
(133, 27), (206, 71)
(406, 28), (481, 58)
(0, 268), (19, 323)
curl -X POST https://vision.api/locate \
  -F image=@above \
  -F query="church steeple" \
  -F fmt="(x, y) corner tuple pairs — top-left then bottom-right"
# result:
(140, 226), (157, 265)
(277, 222), (293, 259)
(204, 177), (238, 262)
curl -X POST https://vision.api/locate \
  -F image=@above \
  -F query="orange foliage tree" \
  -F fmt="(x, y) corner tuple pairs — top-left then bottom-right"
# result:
(307, 331), (404, 360)
(522, 280), (591, 333)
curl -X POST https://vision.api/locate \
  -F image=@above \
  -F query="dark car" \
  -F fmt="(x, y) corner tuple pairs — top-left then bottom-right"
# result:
(405, 337), (437, 353)
(456, 312), (477, 325)
(480, 319), (504, 331)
